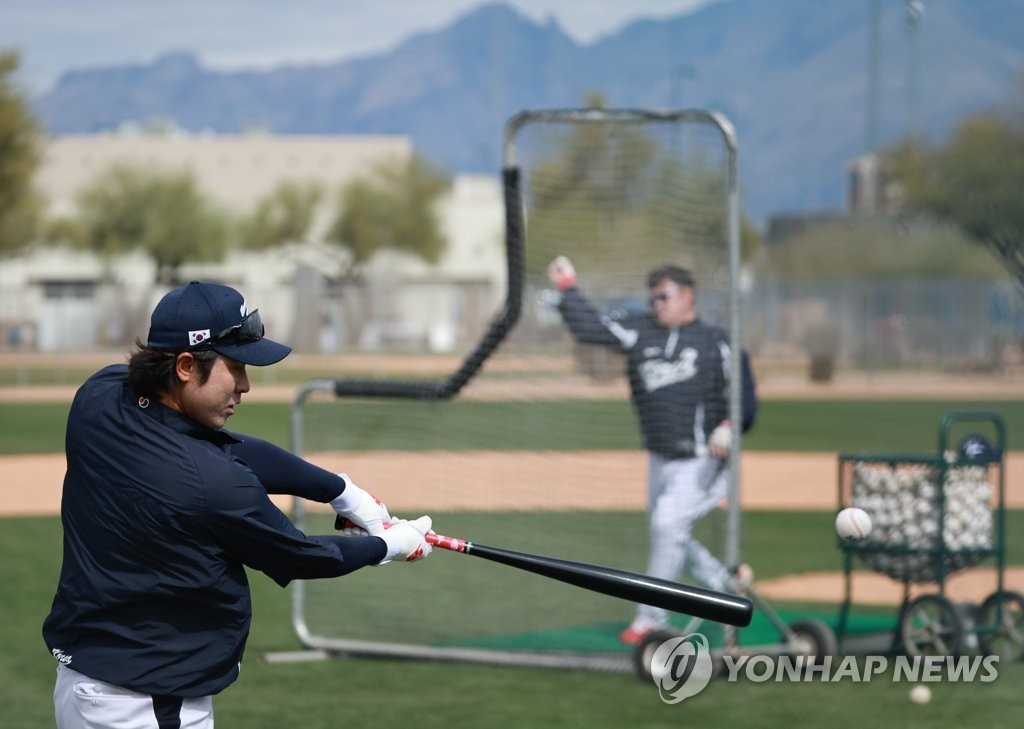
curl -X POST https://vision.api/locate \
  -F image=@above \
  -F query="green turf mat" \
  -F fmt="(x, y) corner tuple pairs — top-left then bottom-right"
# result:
(437, 608), (896, 653)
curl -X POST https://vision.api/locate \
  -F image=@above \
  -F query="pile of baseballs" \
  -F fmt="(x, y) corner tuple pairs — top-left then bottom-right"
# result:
(847, 461), (993, 582)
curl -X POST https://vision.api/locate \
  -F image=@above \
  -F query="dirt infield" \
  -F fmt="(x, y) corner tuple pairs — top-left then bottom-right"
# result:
(755, 566), (1024, 606)
(5, 448), (1022, 605)
(7, 449), (1024, 516)
(309, 449), (1023, 604)
(3, 365), (1023, 604)
(7, 368), (1024, 403)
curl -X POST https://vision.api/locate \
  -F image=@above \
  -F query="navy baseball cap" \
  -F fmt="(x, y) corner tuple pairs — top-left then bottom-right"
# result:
(147, 281), (292, 366)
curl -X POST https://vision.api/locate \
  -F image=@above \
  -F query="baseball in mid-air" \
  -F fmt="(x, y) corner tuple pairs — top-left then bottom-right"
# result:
(835, 507), (872, 543)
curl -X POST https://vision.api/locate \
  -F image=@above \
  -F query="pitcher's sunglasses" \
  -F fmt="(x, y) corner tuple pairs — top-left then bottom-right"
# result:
(648, 285), (679, 307)
(192, 309), (264, 348)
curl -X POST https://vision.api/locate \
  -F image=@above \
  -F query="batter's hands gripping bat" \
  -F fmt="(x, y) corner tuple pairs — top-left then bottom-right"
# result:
(337, 517), (753, 627)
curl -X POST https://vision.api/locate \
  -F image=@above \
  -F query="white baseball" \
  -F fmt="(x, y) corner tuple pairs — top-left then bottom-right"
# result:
(709, 422), (732, 452)
(835, 507), (872, 543)
(909, 684), (932, 704)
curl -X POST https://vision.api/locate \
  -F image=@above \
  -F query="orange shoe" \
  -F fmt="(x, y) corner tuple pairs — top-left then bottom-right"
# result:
(618, 618), (662, 645)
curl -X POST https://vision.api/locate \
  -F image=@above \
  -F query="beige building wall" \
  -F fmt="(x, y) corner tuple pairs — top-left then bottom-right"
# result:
(37, 132), (413, 216)
(5, 133), (507, 354)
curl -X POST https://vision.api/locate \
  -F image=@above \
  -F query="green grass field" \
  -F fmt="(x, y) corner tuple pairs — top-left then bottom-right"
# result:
(5, 514), (1023, 729)
(1, 398), (1021, 454)
(3, 396), (1022, 727)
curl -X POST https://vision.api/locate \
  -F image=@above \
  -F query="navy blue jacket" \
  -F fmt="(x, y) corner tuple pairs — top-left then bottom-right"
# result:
(558, 288), (758, 459)
(43, 365), (385, 697)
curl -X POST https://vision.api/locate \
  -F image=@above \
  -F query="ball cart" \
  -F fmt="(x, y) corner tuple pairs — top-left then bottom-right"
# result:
(835, 411), (1022, 659)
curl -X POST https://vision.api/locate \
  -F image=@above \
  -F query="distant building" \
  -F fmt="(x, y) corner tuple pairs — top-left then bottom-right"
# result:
(847, 153), (882, 215)
(846, 152), (905, 216)
(37, 131), (413, 216)
(1, 132), (506, 353)
(763, 152), (905, 246)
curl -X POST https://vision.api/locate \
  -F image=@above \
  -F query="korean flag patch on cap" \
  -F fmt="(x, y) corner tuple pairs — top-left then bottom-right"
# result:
(189, 329), (211, 346)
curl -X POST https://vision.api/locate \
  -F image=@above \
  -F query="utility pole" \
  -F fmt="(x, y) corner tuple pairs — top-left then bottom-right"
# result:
(866, 0), (881, 153)
(905, 0), (925, 141)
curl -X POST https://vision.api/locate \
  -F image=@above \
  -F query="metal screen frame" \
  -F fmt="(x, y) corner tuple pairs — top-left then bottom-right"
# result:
(288, 108), (741, 671)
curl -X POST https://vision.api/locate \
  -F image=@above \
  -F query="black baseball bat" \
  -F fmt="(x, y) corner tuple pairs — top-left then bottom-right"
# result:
(427, 531), (753, 627)
(337, 517), (752, 627)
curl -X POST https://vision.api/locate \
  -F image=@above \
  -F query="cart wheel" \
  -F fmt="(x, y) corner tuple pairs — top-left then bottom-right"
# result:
(632, 630), (682, 682)
(899, 594), (965, 658)
(976, 590), (1024, 661)
(786, 619), (838, 660)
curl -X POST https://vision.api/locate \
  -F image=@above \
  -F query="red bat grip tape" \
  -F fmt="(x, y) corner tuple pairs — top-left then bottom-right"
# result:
(426, 532), (468, 552)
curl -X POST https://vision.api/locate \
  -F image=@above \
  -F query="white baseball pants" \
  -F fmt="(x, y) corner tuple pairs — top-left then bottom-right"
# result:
(54, 664), (214, 729)
(635, 453), (730, 628)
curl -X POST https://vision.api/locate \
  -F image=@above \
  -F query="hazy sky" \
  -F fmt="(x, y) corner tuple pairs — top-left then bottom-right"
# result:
(1, 0), (721, 95)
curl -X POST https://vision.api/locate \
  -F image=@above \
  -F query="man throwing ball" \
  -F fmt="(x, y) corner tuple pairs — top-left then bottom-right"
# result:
(548, 257), (757, 644)
(43, 281), (433, 728)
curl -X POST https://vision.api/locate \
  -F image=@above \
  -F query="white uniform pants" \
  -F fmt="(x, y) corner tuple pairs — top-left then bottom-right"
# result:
(635, 453), (730, 627)
(54, 664), (214, 729)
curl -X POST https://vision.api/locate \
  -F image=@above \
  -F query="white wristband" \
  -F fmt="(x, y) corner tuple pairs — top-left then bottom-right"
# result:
(329, 473), (366, 513)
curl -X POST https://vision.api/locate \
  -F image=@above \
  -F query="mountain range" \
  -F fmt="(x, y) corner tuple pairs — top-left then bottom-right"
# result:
(31, 0), (1024, 225)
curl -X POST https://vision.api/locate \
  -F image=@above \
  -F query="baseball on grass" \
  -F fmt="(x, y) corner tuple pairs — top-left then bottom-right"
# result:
(909, 684), (932, 704)
(835, 507), (872, 543)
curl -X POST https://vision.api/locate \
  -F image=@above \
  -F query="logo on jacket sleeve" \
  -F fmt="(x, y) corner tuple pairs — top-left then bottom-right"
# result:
(189, 329), (211, 346)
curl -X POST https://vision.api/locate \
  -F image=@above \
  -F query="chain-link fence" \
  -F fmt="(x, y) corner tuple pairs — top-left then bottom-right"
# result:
(743, 277), (1024, 373)
(2, 274), (1023, 375)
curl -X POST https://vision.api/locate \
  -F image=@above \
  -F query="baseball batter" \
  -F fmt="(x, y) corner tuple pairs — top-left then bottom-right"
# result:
(548, 257), (757, 644)
(42, 281), (433, 728)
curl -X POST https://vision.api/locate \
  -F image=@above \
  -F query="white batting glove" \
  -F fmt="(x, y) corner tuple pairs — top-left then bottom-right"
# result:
(547, 255), (577, 292)
(329, 474), (392, 536)
(378, 516), (434, 564)
(708, 421), (732, 459)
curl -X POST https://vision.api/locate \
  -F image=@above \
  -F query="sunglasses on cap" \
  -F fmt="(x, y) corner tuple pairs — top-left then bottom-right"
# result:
(191, 309), (265, 349)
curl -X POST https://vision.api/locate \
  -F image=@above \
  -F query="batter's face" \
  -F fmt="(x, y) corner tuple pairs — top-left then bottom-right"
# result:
(649, 278), (696, 328)
(170, 353), (251, 430)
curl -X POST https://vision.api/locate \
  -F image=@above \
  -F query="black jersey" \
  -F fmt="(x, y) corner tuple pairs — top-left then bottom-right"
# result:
(43, 365), (384, 697)
(558, 288), (756, 459)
